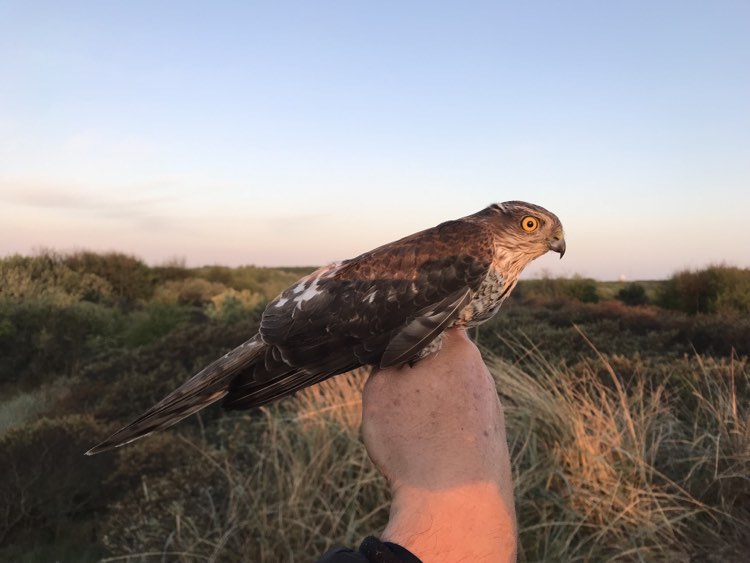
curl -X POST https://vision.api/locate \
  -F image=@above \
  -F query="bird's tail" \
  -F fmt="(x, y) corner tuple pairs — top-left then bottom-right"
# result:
(85, 337), (265, 455)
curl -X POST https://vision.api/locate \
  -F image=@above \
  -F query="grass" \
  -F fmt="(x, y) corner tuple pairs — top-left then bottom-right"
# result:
(494, 334), (705, 561)
(98, 370), (389, 562)
(93, 340), (749, 562)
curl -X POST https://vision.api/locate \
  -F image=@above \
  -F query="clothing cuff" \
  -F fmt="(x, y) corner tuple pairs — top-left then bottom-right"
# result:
(359, 536), (422, 563)
(316, 536), (422, 563)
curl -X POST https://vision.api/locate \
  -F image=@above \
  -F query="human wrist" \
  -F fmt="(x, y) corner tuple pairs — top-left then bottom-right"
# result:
(382, 482), (517, 562)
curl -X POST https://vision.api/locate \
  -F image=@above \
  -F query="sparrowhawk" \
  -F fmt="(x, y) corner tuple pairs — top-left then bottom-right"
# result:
(87, 201), (565, 454)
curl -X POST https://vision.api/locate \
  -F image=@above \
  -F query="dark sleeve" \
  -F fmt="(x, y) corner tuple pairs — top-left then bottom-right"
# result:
(316, 536), (422, 563)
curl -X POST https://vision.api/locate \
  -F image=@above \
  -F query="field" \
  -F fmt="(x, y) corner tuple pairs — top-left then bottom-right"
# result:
(1, 252), (748, 562)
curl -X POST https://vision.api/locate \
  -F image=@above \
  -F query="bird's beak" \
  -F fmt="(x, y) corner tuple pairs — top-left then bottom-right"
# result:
(548, 231), (566, 258)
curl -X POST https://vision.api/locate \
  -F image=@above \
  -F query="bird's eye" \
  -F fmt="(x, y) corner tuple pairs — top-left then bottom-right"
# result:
(521, 216), (539, 232)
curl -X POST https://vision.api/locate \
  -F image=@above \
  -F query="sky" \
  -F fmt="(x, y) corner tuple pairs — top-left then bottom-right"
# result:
(1, 1), (748, 280)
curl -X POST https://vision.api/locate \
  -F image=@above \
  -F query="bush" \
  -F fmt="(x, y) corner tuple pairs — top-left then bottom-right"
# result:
(516, 276), (600, 304)
(0, 253), (112, 304)
(152, 277), (227, 306)
(193, 265), (309, 299)
(0, 416), (115, 548)
(69, 316), (260, 423)
(0, 298), (118, 387)
(565, 276), (600, 303)
(0, 378), (71, 433)
(63, 251), (155, 303)
(207, 288), (267, 322)
(123, 302), (192, 347)
(657, 265), (750, 315)
(617, 282), (649, 306)
(675, 313), (750, 357)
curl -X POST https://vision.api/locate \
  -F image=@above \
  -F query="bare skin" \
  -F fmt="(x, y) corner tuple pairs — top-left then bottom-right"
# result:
(362, 329), (517, 562)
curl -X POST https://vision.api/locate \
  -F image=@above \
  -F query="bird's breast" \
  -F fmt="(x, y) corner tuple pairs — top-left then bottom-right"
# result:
(457, 267), (517, 327)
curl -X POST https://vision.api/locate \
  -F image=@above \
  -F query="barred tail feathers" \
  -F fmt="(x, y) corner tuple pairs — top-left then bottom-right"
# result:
(85, 337), (265, 455)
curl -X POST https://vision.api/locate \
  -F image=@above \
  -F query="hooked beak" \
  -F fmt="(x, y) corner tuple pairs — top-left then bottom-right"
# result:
(548, 233), (566, 258)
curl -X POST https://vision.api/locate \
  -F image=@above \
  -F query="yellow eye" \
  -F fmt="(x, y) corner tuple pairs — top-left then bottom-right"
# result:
(521, 216), (539, 232)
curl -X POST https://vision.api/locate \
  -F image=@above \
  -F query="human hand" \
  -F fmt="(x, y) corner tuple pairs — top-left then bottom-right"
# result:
(362, 329), (517, 562)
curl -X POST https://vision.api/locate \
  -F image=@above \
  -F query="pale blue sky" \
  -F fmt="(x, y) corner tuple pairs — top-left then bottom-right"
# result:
(1, 1), (748, 279)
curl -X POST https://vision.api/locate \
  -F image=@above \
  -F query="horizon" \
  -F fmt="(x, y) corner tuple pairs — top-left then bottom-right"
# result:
(2, 1), (749, 281)
(8, 244), (746, 283)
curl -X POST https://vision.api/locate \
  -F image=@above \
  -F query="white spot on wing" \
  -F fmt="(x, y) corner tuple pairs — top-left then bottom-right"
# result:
(275, 298), (288, 307)
(298, 280), (321, 302)
(285, 261), (343, 311)
(294, 277), (325, 310)
(366, 291), (377, 304)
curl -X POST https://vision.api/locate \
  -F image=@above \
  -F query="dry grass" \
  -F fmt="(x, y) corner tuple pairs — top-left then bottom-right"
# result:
(100, 369), (389, 563)
(493, 350), (694, 560)
(99, 346), (749, 562)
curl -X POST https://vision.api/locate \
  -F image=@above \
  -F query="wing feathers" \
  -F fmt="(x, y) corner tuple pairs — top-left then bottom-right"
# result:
(223, 363), (358, 410)
(380, 288), (472, 368)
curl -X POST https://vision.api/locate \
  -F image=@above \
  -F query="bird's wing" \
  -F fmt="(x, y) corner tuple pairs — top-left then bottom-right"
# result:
(259, 219), (495, 372)
(223, 284), (475, 411)
(379, 286), (473, 368)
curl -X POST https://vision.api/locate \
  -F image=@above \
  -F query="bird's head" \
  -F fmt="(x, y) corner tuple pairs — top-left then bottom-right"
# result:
(484, 201), (566, 261)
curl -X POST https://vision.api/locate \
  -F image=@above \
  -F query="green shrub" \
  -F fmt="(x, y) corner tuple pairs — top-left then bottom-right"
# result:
(675, 313), (750, 357)
(0, 298), (119, 387)
(151, 257), (192, 286)
(193, 265), (310, 299)
(70, 316), (260, 422)
(206, 288), (267, 322)
(516, 276), (600, 304)
(0, 378), (71, 433)
(565, 276), (600, 303)
(63, 251), (155, 303)
(0, 253), (112, 304)
(515, 276), (567, 303)
(617, 282), (649, 306)
(152, 277), (227, 306)
(123, 302), (192, 347)
(657, 265), (750, 315)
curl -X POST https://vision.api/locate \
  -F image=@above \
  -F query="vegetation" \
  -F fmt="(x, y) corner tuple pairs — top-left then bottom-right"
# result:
(616, 281), (649, 306)
(656, 265), (750, 315)
(1, 251), (749, 561)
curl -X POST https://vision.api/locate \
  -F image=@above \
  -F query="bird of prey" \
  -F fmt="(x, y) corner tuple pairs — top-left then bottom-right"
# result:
(86, 201), (565, 455)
